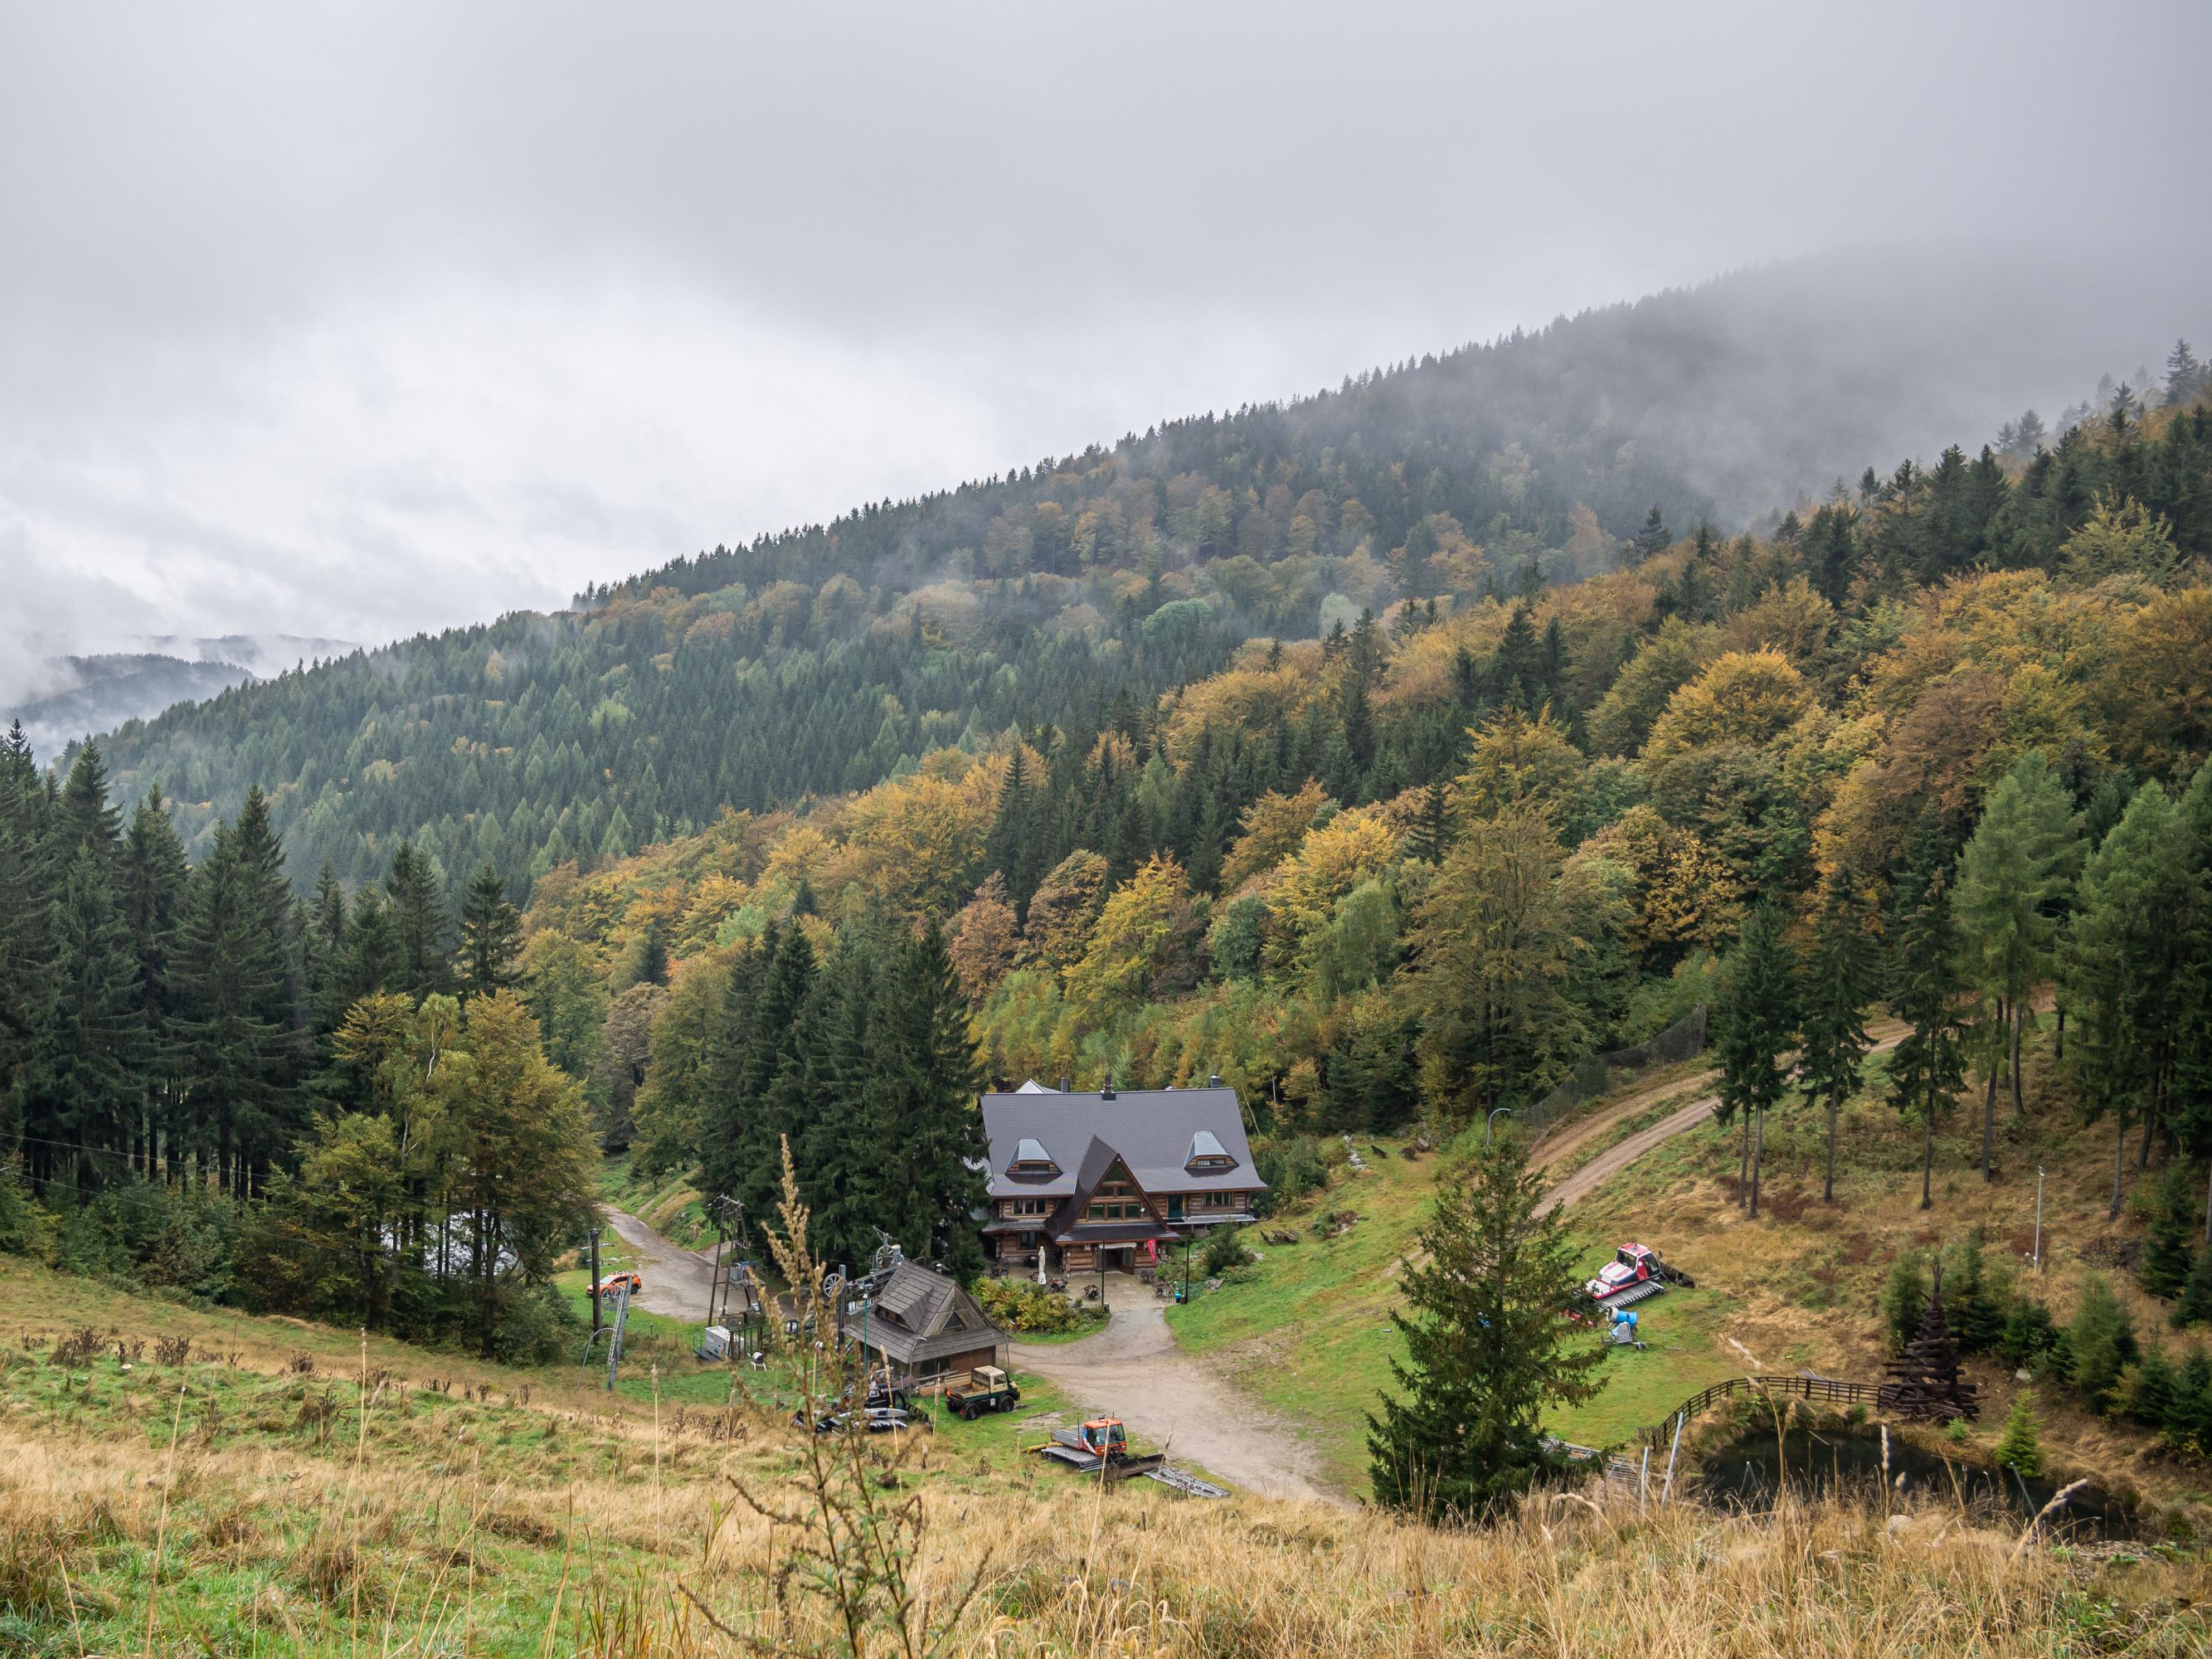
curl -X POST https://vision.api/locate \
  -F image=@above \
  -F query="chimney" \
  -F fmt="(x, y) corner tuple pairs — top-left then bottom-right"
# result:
(1208, 1073), (1222, 1087)
(1100, 1080), (1116, 1101)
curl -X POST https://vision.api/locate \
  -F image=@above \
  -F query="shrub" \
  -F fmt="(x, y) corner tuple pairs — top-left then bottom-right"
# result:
(1999, 1296), (2059, 1368)
(1254, 1136), (1328, 1214)
(973, 1277), (1104, 1335)
(1201, 1226), (1253, 1277)
(490, 1281), (583, 1366)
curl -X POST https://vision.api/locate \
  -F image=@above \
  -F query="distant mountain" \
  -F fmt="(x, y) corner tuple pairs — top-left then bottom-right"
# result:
(7, 635), (357, 763)
(85, 251), (2202, 896)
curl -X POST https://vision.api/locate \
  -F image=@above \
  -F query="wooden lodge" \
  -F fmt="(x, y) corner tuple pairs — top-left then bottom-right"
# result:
(978, 1079), (1265, 1277)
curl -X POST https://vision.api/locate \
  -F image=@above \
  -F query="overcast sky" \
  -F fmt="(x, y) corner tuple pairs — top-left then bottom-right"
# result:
(2, 1), (2207, 693)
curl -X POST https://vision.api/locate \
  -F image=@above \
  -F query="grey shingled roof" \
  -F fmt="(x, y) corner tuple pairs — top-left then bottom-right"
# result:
(980, 1086), (1264, 1201)
(841, 1261), (1006, 1366)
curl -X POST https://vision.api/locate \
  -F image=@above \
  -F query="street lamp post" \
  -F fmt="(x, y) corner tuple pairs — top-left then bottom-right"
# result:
(1487, 1107), (1514, 1144)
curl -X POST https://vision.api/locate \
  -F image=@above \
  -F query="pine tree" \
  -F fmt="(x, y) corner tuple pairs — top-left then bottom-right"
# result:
(457, 863), (523, 1001)
(1715, 898), (1797, 1218)
(1798, 874), (1877, 1203)
(1996, 1392), (2045, 1477)
(1889, 820), (1966, 1210)
(1368, 1135), (1604, 1520)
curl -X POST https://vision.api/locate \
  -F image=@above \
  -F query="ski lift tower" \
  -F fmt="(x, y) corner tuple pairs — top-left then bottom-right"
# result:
(578, 1277), (634, 1392)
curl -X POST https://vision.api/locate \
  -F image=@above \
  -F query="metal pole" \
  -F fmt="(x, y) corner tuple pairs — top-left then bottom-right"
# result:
(1640, 1444), (1650, 1511)
(1661, 1412), (1683, 1503)
(2034, 1168), (2044, 1273)
(1486, 1107), (1513, 1144)
(590, 1226), (602, 1335)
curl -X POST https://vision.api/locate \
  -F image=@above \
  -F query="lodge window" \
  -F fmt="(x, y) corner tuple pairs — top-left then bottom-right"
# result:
(1001, 1198), (1047, 1218)
(1086, 1200), (1146, 1221)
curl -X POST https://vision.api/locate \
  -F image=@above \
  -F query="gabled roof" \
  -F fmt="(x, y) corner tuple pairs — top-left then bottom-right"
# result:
(979, 1085), (1264, 1201)
(1014, 1078), (1061, 1094)
(840, 1260), (1006, 1366)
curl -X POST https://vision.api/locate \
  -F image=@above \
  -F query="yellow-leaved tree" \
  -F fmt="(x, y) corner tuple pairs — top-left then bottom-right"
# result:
(1062, 855), (1207, 1025)
(1644, 648), (1815, 758)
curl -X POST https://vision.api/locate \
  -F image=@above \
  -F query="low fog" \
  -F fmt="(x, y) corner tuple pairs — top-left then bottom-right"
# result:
(2, 1), (2207, 705)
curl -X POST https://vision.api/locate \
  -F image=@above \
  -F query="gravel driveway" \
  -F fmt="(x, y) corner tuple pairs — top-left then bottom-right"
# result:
(1013, 1275), (1339, 1503)
(600, 1206), (718, 1321)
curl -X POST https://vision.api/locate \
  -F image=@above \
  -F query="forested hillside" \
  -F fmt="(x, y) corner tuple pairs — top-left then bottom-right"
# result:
(5, 309), (2211, 1374)
(510, 390), (2212, 1277)
(85, 265), (2187, 906)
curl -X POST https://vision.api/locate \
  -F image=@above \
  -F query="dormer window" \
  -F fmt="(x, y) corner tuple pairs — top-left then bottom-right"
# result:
(1184, 1129), (1237, 1173)
(1006, 1136), (1060, 1176)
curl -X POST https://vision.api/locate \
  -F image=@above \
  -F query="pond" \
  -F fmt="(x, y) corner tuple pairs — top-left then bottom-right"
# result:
(1695, 1424), (2142, 1541)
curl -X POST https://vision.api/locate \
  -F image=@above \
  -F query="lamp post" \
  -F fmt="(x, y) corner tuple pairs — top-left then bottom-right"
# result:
(2034, 1167), (2045, 1273)
(1487, 1107), (1514, 1144)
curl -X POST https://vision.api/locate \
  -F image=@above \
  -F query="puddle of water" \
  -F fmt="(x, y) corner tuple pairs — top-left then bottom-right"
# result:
(1696, 1425), (2141, 1540)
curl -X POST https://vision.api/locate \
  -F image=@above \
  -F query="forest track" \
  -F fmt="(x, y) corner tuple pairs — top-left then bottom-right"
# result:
(1537, 1024), (1908, 1218)
(600, 1206), (718, 1321)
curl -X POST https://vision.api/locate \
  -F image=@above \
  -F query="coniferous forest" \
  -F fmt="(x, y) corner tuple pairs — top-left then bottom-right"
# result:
(4, 329), (2212, 1386)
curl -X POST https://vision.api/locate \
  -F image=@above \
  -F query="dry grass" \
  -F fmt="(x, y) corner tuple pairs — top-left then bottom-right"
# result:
(2, 1321), (2207, 1656)
(618, 1480), (2212, 1658)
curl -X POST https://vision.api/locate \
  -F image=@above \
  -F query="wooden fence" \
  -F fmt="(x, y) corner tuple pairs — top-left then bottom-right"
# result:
(1637, 1373), (1887, 1444)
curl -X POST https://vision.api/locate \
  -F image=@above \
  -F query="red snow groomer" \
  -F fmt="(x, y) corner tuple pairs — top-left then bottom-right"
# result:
(1585, 1243), (1694, 1311)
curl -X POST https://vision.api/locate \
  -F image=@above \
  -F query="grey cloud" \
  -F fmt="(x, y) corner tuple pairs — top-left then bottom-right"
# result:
(1, 1), (2208, 663)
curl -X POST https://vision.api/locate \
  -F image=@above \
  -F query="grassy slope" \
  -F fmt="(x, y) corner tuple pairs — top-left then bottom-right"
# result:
(1169, 1024), (2212, 1506)
(0, 1256), (1075, 1655)
(3, 1256), (2209, 1656)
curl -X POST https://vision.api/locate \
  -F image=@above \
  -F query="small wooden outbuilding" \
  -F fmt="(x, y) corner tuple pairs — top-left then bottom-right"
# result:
(839, 1260), (1009, 1389)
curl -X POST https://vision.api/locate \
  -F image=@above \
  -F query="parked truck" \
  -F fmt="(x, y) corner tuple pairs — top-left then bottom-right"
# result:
(944, 1365), (1022, 1419)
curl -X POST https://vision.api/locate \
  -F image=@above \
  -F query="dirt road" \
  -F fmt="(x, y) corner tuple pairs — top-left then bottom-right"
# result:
(1014, 1276), (1339, 1504)
(1536, 1024), (1908, 1218)
(601, 1206), (718, 1321)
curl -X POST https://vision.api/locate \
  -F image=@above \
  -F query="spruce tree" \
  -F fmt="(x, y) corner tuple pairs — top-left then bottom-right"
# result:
(1888, 820), (1966, 1210)
(457, 863), (523, 1001)
(172, 793), (300, 1194)
(1367, 1136), (1604, 1520)
(1715, 897), (1796, 1218)
(2064, 783), (2193, 1218)
(386, 842), (454, 1000)
(1996, 1392), (2045, 1477)
(119, 791), (189, 1177)
(1954, 753), (2081, 1168)
(2139, 1162), (2199, 1301)
(45, 844), (147, 1190)
(1798, 874), (1877, 1202)
(876, 924), (987, 1277)
(0, 725), (58, 1182)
